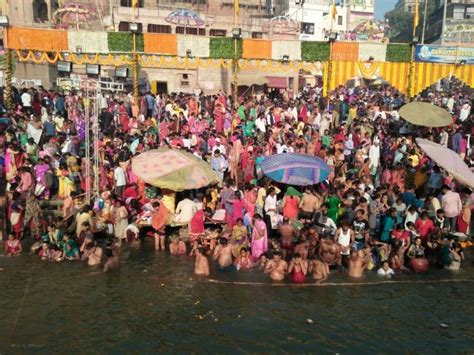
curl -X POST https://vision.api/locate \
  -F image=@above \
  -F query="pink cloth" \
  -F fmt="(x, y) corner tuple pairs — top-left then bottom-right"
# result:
(251, 219), (268, 261)
(442, 191), (462, 218)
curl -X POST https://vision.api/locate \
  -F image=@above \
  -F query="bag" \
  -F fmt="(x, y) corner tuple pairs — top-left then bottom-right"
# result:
(34, 184), (45, 197)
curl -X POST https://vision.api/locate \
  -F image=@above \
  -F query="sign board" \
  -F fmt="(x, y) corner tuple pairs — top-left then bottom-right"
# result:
(414, 45), (474, 64)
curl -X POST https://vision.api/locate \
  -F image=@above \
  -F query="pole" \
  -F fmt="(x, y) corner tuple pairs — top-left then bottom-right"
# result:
(232, 0), (239, 108)
(326, 41), (333, 107)
(441, 0), (448, 46)
(132, 32), (139, 107)
(421, 0), (428, 44)
(4, 28), (13, 113)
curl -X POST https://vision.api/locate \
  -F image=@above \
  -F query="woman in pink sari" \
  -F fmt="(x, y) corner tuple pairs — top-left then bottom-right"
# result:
(244, 184), (257, 219)
(251, 214), (268, 262)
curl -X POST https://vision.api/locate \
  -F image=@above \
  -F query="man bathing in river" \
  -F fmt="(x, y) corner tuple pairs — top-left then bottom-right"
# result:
(213, 237), (235, 271)
(194, 247), (210, 276)
(264, 251), (288, 281)
(169, 236), (187, 255)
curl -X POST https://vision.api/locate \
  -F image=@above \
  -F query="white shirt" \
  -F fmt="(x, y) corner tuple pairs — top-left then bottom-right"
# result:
(377, 267), (395, 277)
(21, 92), (32, 107)
(114, 166), (126, 187)
(255, 117), (266, 133)
(212, 144), (226, 156)
(264, 195), (277, 215)
(460, 104), (471, 122)
(369, 144), (380, 168)
(174, 198), (197, 223)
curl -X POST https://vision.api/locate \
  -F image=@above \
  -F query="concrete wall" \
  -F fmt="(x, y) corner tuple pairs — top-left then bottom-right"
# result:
(13, 61), (57, 87)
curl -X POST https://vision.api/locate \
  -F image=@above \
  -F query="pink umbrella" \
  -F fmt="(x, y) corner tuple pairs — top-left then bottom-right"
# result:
(416, 138), (474, 188)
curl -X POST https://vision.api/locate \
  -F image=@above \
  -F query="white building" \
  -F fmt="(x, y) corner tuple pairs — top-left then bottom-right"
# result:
(288, 0), (374, 41)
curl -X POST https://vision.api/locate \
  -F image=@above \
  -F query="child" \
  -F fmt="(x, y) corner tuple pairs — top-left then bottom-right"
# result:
(4, 234), (22, 256)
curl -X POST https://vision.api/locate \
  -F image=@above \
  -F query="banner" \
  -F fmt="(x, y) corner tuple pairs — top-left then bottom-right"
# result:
(414, 45), (474, 64)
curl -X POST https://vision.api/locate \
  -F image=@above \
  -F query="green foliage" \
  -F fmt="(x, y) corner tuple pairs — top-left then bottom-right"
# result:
(301, 42), (330, 62)
(209, 37), (242, 59)
(386, 43), (412, 62)
(0, 50), (15, 73)
(107, 32), (144, 52)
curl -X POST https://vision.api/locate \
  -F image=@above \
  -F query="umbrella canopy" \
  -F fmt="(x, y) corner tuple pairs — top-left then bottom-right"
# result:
(416, 138), (474, 188)
(131, 148), (220, 191)
(165, 9), (204, 27)
(399, 102), (452, 127)
(261, 153), (332, 186)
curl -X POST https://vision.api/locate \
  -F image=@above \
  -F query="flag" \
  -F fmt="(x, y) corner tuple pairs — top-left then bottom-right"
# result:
(234, 0), (239, 18)
(131, 0), (138, 8)
(332, 0), (337, 21)
(414, 0), (419, 31)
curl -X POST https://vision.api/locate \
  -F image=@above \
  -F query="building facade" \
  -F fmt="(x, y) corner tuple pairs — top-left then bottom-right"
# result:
(1, 0), (304, 93)
(425, 0), (474, 46)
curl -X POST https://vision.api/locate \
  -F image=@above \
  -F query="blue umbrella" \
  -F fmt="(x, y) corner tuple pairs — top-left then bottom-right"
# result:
(261, 153), (332, 186)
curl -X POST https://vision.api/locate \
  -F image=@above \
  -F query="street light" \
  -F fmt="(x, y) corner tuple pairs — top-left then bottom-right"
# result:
(76, 46), (83, 54)
(282, 55), (289, 63)
(232, 27), (241, 38)
(129, 22), (140, 33)
(186, 49), (192, 58)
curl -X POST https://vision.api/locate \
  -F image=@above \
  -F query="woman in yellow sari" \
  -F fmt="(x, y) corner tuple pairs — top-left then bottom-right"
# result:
(57, 168), (75, 199)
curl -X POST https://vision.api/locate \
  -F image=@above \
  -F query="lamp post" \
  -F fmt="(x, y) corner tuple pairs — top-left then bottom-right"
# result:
(408, 36), (419, 98)
(130, 22), (139, 107)
(326, 32), (337, 107)
(232, 27), (241, 107)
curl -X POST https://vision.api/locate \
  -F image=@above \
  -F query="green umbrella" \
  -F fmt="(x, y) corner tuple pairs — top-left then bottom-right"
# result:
(399, 102), (452, 127)
(285, 186), (302, 197)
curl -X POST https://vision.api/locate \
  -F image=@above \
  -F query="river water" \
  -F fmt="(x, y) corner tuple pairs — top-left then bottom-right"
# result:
(1, 243), (473, 353)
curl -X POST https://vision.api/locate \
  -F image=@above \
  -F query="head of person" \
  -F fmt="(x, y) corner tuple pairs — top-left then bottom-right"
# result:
(355, 209), (364, 220)
(8, 234), (15, 241)
(268, 187), (276, 196)
(293, 252), (302, 262)
(240, 248), (248, 257)
(436, 209), (445, 218)
(236, 218), (243, 226)
(219, 237), (228, 245)
(272, 251), (282, 261)
(382, 260), (390, 271)
(341, 220), (350, 232)
(254, 213), (262, 222)
(420, 211), (430, 220)
(415, 237), (422, 246)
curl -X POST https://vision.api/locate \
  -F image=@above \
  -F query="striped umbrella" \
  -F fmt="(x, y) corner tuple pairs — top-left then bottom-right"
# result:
(261, 153), (332, 186)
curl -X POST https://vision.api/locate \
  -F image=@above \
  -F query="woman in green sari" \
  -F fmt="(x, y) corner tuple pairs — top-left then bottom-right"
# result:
(327, 191), (341, 224)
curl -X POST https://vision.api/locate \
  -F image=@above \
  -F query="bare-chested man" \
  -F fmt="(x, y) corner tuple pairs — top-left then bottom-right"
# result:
(169, 236), (187, 255)
(294, 235), (310, 260)
(264, 251), (288, 281)
(299, 188), (321, 223)
(82, 241), (103, 266)
(347, 249), (367, 278)
(311, 259), (330, 284)
(194, 247), (210, 276)
(319, 237), (341, 266)
(213, 237), (234, 271)
(279, 217), (295, 259)
(103, 238), (120, 272)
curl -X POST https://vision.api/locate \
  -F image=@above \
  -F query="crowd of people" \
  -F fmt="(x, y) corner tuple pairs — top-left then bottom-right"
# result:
(0, 75), (472, 282)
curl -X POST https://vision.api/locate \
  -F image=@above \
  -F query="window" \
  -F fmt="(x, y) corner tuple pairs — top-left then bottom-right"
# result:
(407, 5), (412, 12)
(252, 32), (263, 39)
(33, 0), (49, 23)
(301, 22), (315, 35)
(337, 15), (343, 26)
(176, 27), (205, 35)
(209, 29), (227, 37)
(119, 22), (143, 32)
(148, 24), (172, 33)
(121, 0), (144, 7)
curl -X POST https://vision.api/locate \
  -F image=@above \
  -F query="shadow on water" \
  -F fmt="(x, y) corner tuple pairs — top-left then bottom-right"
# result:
(0, 243), (473, 353)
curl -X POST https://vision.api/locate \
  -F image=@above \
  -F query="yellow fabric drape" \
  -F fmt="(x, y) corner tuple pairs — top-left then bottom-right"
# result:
(242, 39), (272, 59)
(7, 27), (68, 52)
(144, 33), (178, 55)
(412, 62), (474, 96)
(379, 62), (410, 94)
(329, 61), (357, 90)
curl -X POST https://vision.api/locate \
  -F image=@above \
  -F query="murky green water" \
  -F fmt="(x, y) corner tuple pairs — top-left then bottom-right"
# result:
(1, 243), (473, 353)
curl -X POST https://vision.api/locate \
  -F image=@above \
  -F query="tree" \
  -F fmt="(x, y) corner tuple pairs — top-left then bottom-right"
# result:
(385, 1), (437, 43)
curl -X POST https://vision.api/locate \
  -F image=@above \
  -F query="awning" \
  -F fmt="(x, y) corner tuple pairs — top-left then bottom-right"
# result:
(237, 72), (266, 86)
(265, 76), (288, 89)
